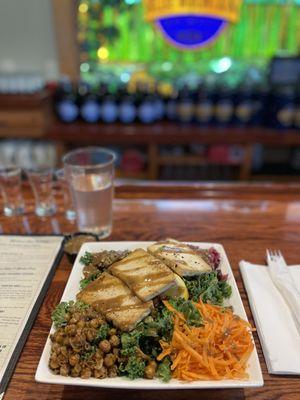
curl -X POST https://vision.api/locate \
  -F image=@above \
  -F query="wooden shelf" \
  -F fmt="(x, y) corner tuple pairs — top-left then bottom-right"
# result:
(44, 121), (300, 181)
(46, 122), (300, 146)
(158, 155), (241, 166)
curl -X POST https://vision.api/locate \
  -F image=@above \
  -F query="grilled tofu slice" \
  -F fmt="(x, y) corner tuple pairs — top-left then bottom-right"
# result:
(109, 248), (177, 301)
(76, 272), (152, 331)
(148, 239), (212, 277)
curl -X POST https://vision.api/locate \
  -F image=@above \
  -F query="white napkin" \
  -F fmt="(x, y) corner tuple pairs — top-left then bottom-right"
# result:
(268, 259), (300, 334)
(240, 261), (300, 375)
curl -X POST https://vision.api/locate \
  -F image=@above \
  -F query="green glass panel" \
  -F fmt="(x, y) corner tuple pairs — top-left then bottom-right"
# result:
(78, 0), (300, 71)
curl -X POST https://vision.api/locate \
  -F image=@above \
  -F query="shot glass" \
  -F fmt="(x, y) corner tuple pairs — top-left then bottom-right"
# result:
(26, 166), (56, 217)
(55, 168), (76, 220)
(63, 147), (116, 238)
(0, 166), (25, 216)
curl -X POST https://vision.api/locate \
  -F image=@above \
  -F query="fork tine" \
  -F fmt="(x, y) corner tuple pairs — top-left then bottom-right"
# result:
(276, 250), (281, 258)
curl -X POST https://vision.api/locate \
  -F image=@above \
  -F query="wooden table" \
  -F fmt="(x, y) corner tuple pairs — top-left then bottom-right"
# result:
(2, 182), (300, 400)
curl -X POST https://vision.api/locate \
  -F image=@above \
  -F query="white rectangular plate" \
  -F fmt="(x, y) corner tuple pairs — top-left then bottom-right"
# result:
(36, 242), (263, 389)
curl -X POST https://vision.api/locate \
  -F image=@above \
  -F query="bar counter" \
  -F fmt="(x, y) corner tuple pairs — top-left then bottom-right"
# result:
(2, 182), (300, 400)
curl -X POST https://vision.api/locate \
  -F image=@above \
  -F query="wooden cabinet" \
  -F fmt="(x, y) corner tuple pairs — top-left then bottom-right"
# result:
(0, 91), (52, 138)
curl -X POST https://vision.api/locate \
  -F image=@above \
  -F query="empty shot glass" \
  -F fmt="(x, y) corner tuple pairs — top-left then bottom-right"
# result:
(55, 168), (76, 220)
(26, 166), (56, 217)
(0, 166), (25, 216)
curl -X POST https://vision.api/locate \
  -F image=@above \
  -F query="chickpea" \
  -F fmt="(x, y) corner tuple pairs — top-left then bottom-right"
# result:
(72, 363), (82, 375)
(86, 309), (97, 319)
(109, 335), (120, 348)
(63, 337), (70, 346)
(86, 328), (96, 342)
(97, 317), (105, 325)
(104, 353), (115, 368)
(90, 319), (99, 329)
(50, 352), (58, 361)
(81, 368), (92, 379)
(69, 337), (81, 351)
(112, 348), (119, 357)
(71, 367), (80, 378)
(65, 312), (71, 322)
(60, 365), (69, 376)
(94, 366), (107, 379)
(55, 333), (64, 344)
(108, 328), (117, 336)
(69, 353), (80, 367)
(94, 358), (104, 370)
(49, 359), (59, 370)
(77, 319), (85, 329)
(65, 324), (76, 336)
(99, 340), (111, 353)
(93, 369), (102, 379)
(108, 365), (118, 378)
(95, 349), (104, 359)
(69, 313), (80, 324)
(57, 354), (68, 366)
(52, 343), (61, 354)
(78, 333), (86, 343)
(60, 346), (68, 357)
(144, 361), (157, 379)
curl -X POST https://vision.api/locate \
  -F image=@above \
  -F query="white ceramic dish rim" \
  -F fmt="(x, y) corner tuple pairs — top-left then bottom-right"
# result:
(35, 241), (263, 389)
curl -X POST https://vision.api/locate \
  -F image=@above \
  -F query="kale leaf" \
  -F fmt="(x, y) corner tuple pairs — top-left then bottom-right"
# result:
(120, 330), (142, 357)
(157, 357), (172, 382)
(95, 323), (110, 342)
(79, 251), (93, 266)
(80, 346), (96, 360)
(79, 272), (100, 289)
(51, 300), (88, 328)
(141, 307), (174, 341)
(119, 356), (146, 380)
(185, 271), (232, 306)
(169, 298), (202, 327)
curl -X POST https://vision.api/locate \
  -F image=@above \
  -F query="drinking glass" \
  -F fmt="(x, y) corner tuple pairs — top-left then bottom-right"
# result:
(26, 167), (56, 217)
(55, 168), (76, 220)
(0, 166), (25, 216)
(63, 147), (116, 237)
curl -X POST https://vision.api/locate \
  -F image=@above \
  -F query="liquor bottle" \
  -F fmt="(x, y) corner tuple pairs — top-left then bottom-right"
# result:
(101, 83), (118, 124)
(165, 88), (178, 121)
(79, 81), (101, 123)
(55, 78), (79, 123)
(214, 83), (234, 126)
(252, 84), (268, 126)
(234, 83), (254, 126)
(294, 80), (300, 129)
(118, 85), (137, 124)
(137, 83), (156, 124)
(176, 84), (194, 124)
(153, 84), (165, 121)
(270, 85), (295, 129)
(194, 84), (214, 126)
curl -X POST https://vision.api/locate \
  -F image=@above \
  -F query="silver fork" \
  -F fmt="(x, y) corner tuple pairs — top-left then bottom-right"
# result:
(266, 249), (288, 276)
(266, 249), (300, 334)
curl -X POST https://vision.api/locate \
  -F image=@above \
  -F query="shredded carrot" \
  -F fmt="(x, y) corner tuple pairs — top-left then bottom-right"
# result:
(158, 300), (254, 382)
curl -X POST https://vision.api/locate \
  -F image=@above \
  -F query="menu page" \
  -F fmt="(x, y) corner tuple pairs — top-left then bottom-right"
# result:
(0, 235), (63, 395)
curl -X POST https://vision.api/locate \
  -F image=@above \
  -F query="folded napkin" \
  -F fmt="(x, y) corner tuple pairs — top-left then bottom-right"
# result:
(240, 261), (300, 375)
(268, 259), (300, 335)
